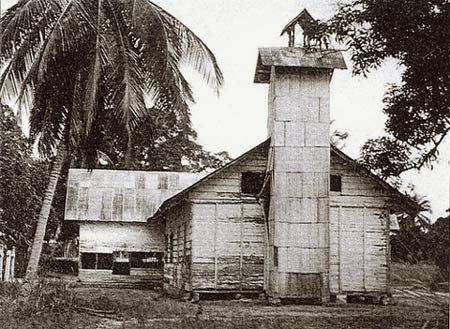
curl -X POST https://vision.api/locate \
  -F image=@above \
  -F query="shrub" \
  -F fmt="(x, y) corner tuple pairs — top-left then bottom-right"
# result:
(0, 280), (78, 329)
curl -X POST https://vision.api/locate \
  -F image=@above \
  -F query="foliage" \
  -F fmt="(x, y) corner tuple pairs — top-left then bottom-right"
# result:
(0, 0), (223, 166)
(0, 0), (223, 277)
(329, 0), (450, 178)
(390, 185), (448, 282)
(0, 104), (63, 276)
(391, 262), (440, 288)
(81, 105), (232, 172)
(426, 215), (450, 283)
(0, 280), (90, 329)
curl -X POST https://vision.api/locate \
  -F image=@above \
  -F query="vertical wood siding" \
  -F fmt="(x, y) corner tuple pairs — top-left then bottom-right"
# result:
(329, 152), (391, 294)
(187, 145), (268, 292)
(163, 200), (193, 294)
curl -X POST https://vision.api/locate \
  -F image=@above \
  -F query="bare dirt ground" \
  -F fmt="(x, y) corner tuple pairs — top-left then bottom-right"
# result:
(72, 287), (449, 329)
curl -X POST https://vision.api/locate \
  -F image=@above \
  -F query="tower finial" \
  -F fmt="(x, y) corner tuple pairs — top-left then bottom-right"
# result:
(280, 9), (329, 49)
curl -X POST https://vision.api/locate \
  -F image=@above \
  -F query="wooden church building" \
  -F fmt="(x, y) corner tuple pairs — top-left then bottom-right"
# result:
(64, 10), (418, 303)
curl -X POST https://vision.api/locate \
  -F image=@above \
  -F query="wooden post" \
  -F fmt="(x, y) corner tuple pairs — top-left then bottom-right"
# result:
(386, 209), (391, 294)
(10, 247), (15, 281)
(0, 244), (4, 282)
(214, 203), (218, 289)
(4, 250), (11, 282)
(362, 207), (366, 292)
(239, 204), (244, 293)
(338, 206), (342, 294)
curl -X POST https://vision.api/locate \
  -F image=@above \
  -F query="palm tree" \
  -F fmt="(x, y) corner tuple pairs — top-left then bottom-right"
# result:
(0, 0), (223, 279)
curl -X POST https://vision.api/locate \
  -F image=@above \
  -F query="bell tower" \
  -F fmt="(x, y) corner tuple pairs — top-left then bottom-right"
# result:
(254, 9), (346, 302)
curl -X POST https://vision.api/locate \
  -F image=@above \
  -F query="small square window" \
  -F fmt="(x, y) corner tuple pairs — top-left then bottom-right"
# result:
(330, 175), (342, 192)
(81, 253), (96, 269)
(97, 253), (113, 270)
(241, 172), (265, 195)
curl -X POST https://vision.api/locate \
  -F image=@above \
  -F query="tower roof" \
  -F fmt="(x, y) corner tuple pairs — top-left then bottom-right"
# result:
(254, 47), (347, 83)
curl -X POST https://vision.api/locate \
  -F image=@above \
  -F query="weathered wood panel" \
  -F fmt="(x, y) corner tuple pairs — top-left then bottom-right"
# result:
(191, 200), (265, 292)
(79, 222), (163, 253)
(163, 200), (193, 293)
(65, 169), (204, 222)
(329, 206), (389, 294)
(78, 222), (164, 285)
(79, 268), (162, 286)
(189, 143), (268, 203)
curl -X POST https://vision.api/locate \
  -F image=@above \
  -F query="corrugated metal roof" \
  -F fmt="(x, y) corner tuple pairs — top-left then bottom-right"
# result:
(254, 47), (347, 83)
(64, 169), (205, 222)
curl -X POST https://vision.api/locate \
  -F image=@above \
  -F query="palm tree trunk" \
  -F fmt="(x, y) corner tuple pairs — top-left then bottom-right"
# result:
(25, 143), (66, 280)
(124, 135), (133, 168)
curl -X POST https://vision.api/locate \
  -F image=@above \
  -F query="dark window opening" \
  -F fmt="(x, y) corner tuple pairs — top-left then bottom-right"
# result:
(273, 247), (278, 267)
(97, 254), (113, 270)
(330, 175), (342, 192)
(81, 253), (112, 270)
(112, 262), (130, 275)
(112, 251), (130, 275)
(169, 233), (174, 263)
(241, 172), (265, 195)
(130, 252), (163, 269)
(81, 253), (96, 269)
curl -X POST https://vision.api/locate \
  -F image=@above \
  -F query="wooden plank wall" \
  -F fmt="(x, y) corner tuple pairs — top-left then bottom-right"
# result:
(189, 145), (267, 292)
(163, 200), (193, 294)
(78, 222), (164, 285)
(191, 201), (265, 291)
(329, 152), (390, 295)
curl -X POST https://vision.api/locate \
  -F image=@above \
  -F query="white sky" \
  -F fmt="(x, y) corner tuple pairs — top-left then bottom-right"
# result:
(1, 0), (449, 220)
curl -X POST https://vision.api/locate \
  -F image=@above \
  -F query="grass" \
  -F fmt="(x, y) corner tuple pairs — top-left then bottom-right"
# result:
(74, 287), (448, 329)
(0, 280), (98, 329)
(391, 262), (440, 288)
(0, 280), (448, 329)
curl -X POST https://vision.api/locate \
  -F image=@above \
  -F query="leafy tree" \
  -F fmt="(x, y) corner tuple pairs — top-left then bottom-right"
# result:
(329, 0), (450, 178)
(390, 185), (432, 263)
(87, 106), (232, 172)
(426, 215), (450, 282)
(0, 0), (223, 278)
(0, 104), (61, 276)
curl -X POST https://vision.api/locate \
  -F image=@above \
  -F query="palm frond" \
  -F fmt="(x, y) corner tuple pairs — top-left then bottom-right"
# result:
(147, 0), (224, 92)
(104, 0), (146, 147)
(0, 0), (62, 62)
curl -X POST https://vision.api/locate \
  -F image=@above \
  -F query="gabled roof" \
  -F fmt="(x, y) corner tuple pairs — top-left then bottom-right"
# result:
(330, 146), (421, 212)
(254, 48), (347, 83)
(147, 139), (420, 222)
(280, 9), (315, 37)
(147, 139), (270, 221)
